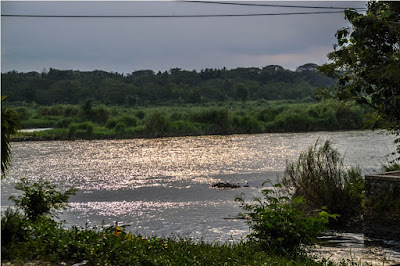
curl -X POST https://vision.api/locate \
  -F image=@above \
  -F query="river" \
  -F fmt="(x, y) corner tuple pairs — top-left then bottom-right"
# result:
(2, 130), (400, 264)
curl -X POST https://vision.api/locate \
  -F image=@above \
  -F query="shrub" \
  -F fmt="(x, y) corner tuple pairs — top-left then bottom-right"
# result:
(14, 107), (31, 120)
(257, 108), (281, 122)
(236, 183), (332, 255)
(119, 115), (138, 127)
(106, 118), (118, 129)
(135, 110), (146, 120)
(1, 208), (29, 249)
(381, 162), (400, 172)
(77, 121), (93, 130)
(282, 140), (364, 227)
(237, 115), (263, 134)
(91, 105), (109, 125)
(86, 122), (94, 138)
(68, 123), (78, 139)
(114, 122), (126, 136)
(9, 178), (77, 221)
(55, 118), (73, 128)
(63, 105), (80, 117)
(145, 112), (169, 138)
(38, 105), (65, 116)
(190, 109), (231, 134)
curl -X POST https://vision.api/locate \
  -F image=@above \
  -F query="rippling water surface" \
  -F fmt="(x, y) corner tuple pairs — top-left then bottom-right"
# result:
(2, 131), (399, 264)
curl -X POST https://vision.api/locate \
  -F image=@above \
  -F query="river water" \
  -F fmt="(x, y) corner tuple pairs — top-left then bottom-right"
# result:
(2, 130), (400, 264)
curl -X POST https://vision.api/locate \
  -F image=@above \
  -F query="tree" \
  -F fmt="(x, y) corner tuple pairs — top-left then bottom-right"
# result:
(1, 96), (20, 175)
(234, 83), (249, 102)
(9, 178), (77, 221)
(319, 2), (400, 134)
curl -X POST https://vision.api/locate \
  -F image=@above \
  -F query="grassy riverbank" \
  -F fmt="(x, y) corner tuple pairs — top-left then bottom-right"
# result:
(1, 216), (327, 265)
(10, 99), (368, 141)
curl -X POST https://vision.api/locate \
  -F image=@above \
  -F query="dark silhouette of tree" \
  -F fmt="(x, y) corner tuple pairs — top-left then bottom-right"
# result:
(319, 1), (400, 158)
(319, 1), (400, 132)
(1, 96), (20, 175)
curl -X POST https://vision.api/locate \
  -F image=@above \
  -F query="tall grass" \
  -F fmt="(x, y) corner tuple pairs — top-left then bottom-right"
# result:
(282, 140), (364, 227)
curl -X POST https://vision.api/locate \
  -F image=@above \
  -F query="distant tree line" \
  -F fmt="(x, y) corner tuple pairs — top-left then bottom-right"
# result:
(2, 63), (334, 106)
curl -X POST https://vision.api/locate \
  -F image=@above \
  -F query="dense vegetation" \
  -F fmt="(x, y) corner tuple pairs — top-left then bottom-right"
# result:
(2, 64), (333, 106)
(319, 1), (400, 160)
(282, 140), (364, 228)
(9, 99), (368, 140)
(1, 96), (20, 174)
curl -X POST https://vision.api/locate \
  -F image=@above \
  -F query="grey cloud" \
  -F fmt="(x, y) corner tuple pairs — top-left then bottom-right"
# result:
(1, 1), (366, 73)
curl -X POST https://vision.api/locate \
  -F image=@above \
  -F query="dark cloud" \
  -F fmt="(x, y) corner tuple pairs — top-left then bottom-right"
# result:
(1, 1), (366, 73)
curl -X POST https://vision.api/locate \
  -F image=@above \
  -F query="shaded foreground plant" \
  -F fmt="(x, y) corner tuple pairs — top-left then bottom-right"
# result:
(1, 96), (20, 175)
(236, 183), (334, 256)
(282, 140), (364, 227)
(9, 178), (77, 221)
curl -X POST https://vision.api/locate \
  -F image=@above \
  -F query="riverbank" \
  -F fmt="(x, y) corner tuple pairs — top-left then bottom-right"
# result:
(1, 220), (325, 266)
(9, 99), (370, 141)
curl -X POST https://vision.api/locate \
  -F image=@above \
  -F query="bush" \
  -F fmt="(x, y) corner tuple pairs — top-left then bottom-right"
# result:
(86, 122), (94, 138)
(106, 118), (118, 129)
(63, 105), (80, 117)
(145, 112), (169, 138)
(135, 110), (146, 120)
(114, 122), (126, 136)
(282, 140), (364, 227)
(119, 115), (138, 127)
(381, 162), (400, 172)
(68, 123), (78, 139)
(55, 118), (73, 128)
(9, 178), (77, 221)
(190, 109), (231, 134)
(1, 208), (29, 249)
(14, 107), (31, 120)
(38, 105), (65, 116)
(90, 105), (109, 124)
(237, 115), (263, 134)
(236, 183), (332, 255)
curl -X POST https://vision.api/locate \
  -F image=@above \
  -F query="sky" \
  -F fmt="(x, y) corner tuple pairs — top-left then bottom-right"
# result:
(1, 1), (367, 74)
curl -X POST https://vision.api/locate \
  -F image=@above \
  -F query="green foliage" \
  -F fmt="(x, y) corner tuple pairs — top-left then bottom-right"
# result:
(1, 209), (30, 249)
(63, 105), (80, 117)
(114, 122), (126, 136)
(90, 105), (109, 124)
(236, 183), (333, 255)
(319, 2), (400, 157)
(282, 140), (364, 227)
(382, 162), (400, 172)
(38, 105), (65, 116)
(68, 123), (78, 139)
(234, 83), (249, 102)
(1, 96), (20, 175)
(119, 115), (138, 127)
(105, 117), (118, 129)
(86, 122), (94, 138)
(14, 100), (371, 140)
(9, 178), (77, 221)
(14, 107), (31, 120)
(81, 99), (93, 115)
(3, 65), (334, 106)
(135, 110), (146, 120)
(145, 111), (169, 138)
(55, 117), (73, 128)
(1, 211), (325, 265)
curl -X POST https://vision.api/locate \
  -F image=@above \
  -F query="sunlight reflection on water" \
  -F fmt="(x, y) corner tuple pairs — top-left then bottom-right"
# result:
(2, 130), (398, 259)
